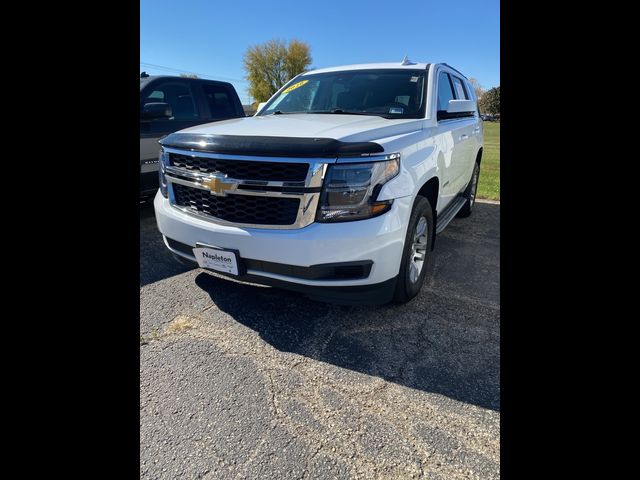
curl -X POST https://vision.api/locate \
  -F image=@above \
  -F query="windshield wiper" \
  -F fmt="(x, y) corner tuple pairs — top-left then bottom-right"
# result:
(309, 109), (389, 118)
(271, 110), (307, 115)
(271, 109), (394, 118)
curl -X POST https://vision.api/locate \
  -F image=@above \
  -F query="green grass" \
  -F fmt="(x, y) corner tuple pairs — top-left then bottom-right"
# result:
(477, 121), (500, 201)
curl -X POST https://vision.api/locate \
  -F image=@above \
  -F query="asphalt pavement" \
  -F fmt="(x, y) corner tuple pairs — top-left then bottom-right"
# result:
(140, 199), (500, 479)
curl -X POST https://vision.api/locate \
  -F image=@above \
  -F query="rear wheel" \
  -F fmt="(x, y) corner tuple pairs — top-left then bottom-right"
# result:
(457, 161), (480, 218)
(393, 196), (433, 303)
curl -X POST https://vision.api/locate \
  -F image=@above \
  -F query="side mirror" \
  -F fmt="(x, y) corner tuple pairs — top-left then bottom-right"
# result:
(437, 99), (476, 120)
(255, 102), (267, 115)
(141, 102), (172, 120)
(446, 99), (475, 114)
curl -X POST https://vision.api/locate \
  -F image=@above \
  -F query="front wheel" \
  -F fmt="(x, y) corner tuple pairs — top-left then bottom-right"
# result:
(393, 196), (433, 303)
(457, 161), (480, 218)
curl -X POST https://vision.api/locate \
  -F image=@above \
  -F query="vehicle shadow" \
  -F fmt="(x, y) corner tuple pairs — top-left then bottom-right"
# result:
(194, 202), (500, 411)
(140, 200), (195, 286)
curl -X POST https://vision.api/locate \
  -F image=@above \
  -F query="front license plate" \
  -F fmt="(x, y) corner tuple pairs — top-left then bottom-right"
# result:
(193, 246), (239, 276)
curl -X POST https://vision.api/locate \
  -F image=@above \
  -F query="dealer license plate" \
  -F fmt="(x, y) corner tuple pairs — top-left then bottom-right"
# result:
(192, 246), (239, 276)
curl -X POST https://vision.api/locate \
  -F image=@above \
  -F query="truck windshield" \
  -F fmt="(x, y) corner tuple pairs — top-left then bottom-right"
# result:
(258, 69), (427, 119)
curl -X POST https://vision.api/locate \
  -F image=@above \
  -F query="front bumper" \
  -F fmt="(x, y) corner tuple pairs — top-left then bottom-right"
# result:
(154, 192), (412, 290)
(168, 249), (400, 305)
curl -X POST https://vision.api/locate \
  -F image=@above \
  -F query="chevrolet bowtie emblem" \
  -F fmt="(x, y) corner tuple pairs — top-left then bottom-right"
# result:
(202, 176), (236, 196)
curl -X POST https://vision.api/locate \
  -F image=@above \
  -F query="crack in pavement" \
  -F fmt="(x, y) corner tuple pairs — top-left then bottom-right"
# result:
(149, 314), (498, 478)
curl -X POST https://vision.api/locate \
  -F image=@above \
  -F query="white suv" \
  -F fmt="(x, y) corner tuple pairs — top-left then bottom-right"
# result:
(154, 61), (483, 304)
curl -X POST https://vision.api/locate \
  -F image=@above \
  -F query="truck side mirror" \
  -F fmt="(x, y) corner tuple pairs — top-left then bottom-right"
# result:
(141, 102), (172, 120)
(446, 99), (475, 114)
(437, 99), (476, 120)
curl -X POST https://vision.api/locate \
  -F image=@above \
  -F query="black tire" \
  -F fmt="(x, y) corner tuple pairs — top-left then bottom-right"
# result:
(457, 161), (480, 218)
(393, 196), (434, 304)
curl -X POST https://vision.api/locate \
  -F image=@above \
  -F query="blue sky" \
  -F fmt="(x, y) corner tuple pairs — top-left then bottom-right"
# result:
(140, 0), (500, 104)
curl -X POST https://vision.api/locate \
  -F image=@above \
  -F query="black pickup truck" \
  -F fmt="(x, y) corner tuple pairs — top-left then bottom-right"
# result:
(140, 74), (245, 197)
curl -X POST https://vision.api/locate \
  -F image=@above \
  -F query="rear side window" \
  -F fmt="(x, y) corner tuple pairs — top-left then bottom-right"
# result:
(141, 81), (200, 121)
(437, 72), (455, 111)
(202, 84), (238, 119)
(451, 76), (469, 100)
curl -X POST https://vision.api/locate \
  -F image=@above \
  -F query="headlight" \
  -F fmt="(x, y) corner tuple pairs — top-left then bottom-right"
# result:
(316, 154), (400, 222)
(159, 148), (169, 198)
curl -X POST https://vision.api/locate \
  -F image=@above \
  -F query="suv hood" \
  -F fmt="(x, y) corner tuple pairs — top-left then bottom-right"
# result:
(178, 113), (423, 144)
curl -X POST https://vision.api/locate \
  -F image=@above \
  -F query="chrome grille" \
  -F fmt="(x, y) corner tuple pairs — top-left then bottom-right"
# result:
(170, 153), (309, 181)
(162, 147), (327, 229)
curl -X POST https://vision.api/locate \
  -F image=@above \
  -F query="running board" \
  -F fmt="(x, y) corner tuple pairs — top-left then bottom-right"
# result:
(435, 196), (467, 234)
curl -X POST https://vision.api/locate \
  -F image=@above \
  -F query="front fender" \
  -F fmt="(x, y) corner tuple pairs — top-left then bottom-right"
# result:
(377, 141), (439, 202)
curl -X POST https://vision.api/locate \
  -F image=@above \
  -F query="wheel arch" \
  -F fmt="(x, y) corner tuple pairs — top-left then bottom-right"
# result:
(416, 176), (440, 251)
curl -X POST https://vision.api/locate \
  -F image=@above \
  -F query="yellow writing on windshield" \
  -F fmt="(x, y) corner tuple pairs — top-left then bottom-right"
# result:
(282, 79), (309, 94)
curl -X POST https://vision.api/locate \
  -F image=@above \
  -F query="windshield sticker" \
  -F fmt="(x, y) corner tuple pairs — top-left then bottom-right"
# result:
(282, 79), (309, 93)
(410, 76), (419, 82)
(389, 107), (404, 114)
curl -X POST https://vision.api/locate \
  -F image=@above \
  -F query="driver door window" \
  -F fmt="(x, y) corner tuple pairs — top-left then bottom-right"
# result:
(437, 72), (455, 112)
(141, 81), (200, 122)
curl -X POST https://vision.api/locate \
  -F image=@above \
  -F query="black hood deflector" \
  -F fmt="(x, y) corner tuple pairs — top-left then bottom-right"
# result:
(159, 133), (384, 157)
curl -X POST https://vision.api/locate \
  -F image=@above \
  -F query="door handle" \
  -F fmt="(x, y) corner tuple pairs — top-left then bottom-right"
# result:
(473, 126), (480, 133)
(459, 134), (469, 140)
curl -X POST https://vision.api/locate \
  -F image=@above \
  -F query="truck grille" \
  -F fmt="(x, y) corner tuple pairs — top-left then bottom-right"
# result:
(170, 153), (309, 182)
(172, 183), (300, 226)
(163, 147), (326, 229)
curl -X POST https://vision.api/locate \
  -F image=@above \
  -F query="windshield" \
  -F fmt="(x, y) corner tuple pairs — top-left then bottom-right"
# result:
(258, 69), (427, 119)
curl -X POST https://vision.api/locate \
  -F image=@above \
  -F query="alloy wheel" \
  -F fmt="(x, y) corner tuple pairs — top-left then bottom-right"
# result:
(409, 216), (428, 284)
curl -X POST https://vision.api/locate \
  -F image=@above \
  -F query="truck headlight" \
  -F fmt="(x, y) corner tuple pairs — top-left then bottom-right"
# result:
(159, 148), (169, 198)
(317, 154), (400, 222)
